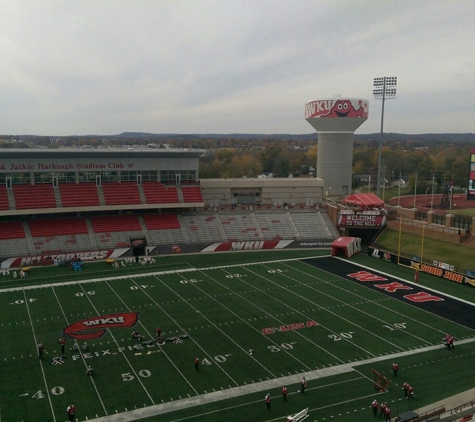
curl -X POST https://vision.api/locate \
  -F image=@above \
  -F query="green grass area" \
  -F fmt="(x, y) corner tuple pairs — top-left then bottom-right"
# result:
(373, 228), (475, 272)
(1, 252), (475, 422)
(0, 249), (328, 290)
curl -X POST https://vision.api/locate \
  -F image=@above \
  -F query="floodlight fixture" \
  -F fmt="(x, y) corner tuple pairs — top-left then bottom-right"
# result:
(373, 76), (397, 198)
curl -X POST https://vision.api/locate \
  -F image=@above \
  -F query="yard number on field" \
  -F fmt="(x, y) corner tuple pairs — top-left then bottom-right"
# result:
(328, 332), (354, 341)
(32, 386), (65, 399)
(122, 370), (152, 381)
(268, 342), (296, 352)
(201, 354), (231, 365)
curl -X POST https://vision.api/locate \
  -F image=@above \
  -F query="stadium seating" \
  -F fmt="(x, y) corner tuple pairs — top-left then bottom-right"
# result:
(290, 211), (341, 239)
(102, 182), (141, 205)
(179, 213), (225, 243)
(90, 215), (142, 232)
(143, 213), (181, 230)
(12, 184), (57, 209)
(0, 221), (26, 239)
(254, 211), (296, 240)
(28, 218), (89, 237)
(219, 212), (260, 241)
(59, 183), (100, 207)
(0, 186), (9, 210)
(181, 186), (203, 203)
(143, 213), (185, 246)
(142, 182), (179, 204)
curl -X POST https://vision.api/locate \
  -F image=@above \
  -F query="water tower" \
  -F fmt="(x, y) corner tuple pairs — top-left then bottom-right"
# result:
(305, 98), (369, 196)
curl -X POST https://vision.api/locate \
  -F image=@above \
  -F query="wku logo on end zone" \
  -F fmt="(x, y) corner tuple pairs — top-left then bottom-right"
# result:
(62, 312), (139, 340)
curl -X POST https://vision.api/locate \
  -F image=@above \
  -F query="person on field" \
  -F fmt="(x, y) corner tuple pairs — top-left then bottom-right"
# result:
(384, 405), (391, 422)
(392, 362), (399, 377)
(265, 393), (271, 411)
(67, 404), (76, 421)
(194, 356), (200, 371)
(58, 338), (66, 357)
(282, 385), (288, 401)
(444, 333), (454, 349)
(300, 377), (307, 394)
(37, 342), (44, 359)
(86, 365), (94, 376)
(379, 402), (387, 419)
(371, 399), (379, 417)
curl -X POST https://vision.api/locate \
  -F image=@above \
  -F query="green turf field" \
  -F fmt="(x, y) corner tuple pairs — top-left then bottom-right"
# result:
(1, 251), (474, 422)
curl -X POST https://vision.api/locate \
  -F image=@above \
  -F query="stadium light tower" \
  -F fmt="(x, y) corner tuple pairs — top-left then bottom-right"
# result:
(373, 76), (397, 198)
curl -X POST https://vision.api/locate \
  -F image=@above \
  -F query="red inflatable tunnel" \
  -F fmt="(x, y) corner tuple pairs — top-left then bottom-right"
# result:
(331, 236), (361, 258)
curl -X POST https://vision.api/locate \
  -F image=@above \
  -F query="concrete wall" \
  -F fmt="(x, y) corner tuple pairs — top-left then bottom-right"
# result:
(200, 178), (324, 208)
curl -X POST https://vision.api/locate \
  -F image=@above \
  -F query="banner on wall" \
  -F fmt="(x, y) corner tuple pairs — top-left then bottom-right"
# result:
(0, 238), (334, 269)
(368, 246), (475, 287)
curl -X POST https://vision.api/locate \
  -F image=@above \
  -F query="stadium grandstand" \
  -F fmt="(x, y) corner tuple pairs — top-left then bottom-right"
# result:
(0, 149), (340, 268)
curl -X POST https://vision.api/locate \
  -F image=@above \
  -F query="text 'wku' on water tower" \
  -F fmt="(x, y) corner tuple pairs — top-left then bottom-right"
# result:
(305, 98), (368, 196)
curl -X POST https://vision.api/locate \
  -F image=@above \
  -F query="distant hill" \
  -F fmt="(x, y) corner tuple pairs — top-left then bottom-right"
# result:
(109, 132), (475, 142)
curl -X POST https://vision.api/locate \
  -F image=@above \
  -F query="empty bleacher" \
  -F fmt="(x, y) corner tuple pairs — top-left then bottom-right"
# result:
(143, 213), (185, 245)
(28, 217), (88, 237)
(59, 183), (100, 207)
(13, 184), (57, 210)
(179, 213), (224, 243)
(254, 211), (295, 240)
(28, 218), (91, 255)
(0, 221), (26, 239)
(143, 213), (180, 230)
(90, 215), (142, 232)
(0, 186), (9, 210)
(142, 182), (180, 204)
(220, 212), (260, 241)
(102, 182), (141, 206)
(90, 214), (143, 249)
(290, 211), (340, 239)
(0, 221), (29, 257)
(181, 186), (203, 203)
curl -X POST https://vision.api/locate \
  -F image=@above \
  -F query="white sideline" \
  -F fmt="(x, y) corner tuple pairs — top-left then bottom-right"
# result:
(88, 337), (475, 421)
(0, 255), (329, 293)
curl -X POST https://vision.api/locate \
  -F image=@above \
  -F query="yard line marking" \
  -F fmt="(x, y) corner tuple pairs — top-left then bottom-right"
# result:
(290, 259), (466, 340)
(194, 269), (313, 372)
(105, 279), (199, 395)
(282, 264), (432, 350)
(251, 262), (406, 352)
(78, 284), (155, 406)
(22, 290), (56, 422)
(0, 256), (328, 294)
(50, 287), (108, 415)
(86, 337), (475, 421)
(240, 265), (372, 363)
(149, 275), (242, 385)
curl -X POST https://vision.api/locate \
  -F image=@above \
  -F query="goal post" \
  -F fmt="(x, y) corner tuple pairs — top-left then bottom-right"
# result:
(372, 368), (390, 392)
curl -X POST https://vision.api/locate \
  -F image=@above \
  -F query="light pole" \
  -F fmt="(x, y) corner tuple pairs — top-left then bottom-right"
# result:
(373, 76), (397, 198)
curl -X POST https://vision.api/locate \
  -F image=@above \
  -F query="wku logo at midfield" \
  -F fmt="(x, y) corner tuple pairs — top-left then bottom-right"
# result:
(62, 312), (139, 340)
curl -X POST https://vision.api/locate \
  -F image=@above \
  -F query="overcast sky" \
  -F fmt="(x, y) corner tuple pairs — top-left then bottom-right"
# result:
(1, 1), (474, 136)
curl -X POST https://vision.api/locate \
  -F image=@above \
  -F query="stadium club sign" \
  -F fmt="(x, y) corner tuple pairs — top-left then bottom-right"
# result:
(0, 161), (136, 171)
(338, 214), (386, 228)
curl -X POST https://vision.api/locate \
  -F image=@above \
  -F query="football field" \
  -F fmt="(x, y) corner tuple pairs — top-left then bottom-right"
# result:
(1, 253), (475, 422)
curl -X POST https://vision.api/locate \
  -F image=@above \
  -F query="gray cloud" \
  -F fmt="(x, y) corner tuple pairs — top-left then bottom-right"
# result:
(1, 0), (474, 135)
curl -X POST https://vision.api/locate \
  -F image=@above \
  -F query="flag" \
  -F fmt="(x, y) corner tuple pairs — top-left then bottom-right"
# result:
(173, 338), (183, 344)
